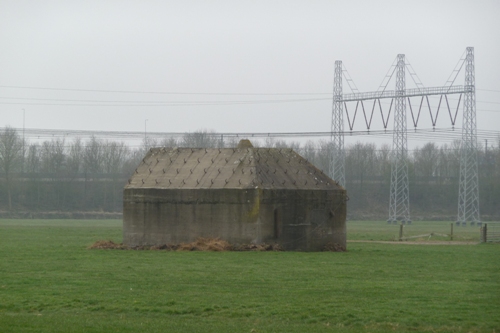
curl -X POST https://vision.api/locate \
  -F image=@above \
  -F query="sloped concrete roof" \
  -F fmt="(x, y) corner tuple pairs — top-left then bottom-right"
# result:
(126, 144), (341, 190)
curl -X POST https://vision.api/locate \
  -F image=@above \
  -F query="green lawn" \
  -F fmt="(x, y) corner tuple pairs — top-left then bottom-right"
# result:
(0, 220), (498, 333)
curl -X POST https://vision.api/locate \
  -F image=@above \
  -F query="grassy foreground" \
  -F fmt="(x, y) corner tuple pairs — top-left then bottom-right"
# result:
(0, 220), (498, 333)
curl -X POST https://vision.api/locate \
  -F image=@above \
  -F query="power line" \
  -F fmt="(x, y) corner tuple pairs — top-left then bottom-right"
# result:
(478, 88), (500, 93)
(1, 84), (498, 95)
(0, 96), (497, 109)
(0, 97), (331, 107)
(11, 127), (500, 142)
(0, 85), (331, 96)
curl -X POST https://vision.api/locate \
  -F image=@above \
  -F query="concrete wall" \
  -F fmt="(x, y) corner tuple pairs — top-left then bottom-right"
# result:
(123, 188), (346, 251)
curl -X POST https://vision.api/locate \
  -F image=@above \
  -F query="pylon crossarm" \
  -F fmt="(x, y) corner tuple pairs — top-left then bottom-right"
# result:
(341, 85), (466, 102)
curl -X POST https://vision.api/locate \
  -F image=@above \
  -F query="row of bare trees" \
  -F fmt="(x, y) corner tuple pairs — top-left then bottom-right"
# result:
(1, 127), (499, 219)
(299, 139), (500, 219)
(0, 128), (139, 212)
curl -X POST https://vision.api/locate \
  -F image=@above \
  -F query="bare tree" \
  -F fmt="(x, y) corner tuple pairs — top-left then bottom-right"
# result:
(159, 137), (178, 148)
(67, 138), (83, 176)
(263, 137), (276, 148)
(413, 142), (439, 180)
(345, 142), (377, 196)
(224, 136), (239, 148)
(40, 141), (53, 174)
(52, 139), (66, 175)
(26, 143), (41, 175)
(142, 136), (158, 153)
(181, 129), (221, 148)
(102, 141), (129, 175)
(377, 143), (392, 179)
(25, 143), (42, 210)
(84, 136), (103, 175)
(102, 141), (129, 210)
(122, 148), (144, 178)
(39, 139), (66, 179)
(0, 127), (23, 210)
(300, 140), (317, 166)
(314, 140), (331, 173)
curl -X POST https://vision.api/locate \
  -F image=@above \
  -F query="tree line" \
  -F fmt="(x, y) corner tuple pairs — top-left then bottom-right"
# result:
(1, 127), (499, 220)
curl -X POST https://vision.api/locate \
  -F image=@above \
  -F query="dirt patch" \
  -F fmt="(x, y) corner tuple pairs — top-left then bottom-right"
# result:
(233, 243), (283, 251)
(175, 237), (233, 251)
(323, 242), (346, 251)
(89, 237), (286, 252)
(88, 240), (126, 249)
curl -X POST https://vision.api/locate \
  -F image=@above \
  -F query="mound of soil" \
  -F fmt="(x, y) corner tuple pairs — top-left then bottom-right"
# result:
(323, 242), (346, 252)
(177, 237), (233, 251)
(89, 237), (284, 252)
(88, 240), (125, 250)
(90, 238), (347, 252)
(233, 243), (283, 251)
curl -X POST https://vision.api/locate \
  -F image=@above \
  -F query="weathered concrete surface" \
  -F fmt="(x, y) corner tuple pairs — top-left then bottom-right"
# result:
(125, 146), (338, 190)
(123, 144), (346, 251)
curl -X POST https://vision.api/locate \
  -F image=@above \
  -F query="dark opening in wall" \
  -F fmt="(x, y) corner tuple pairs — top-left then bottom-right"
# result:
(274, 208), (281, 239)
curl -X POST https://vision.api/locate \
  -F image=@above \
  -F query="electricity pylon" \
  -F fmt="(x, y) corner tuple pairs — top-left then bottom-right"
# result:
(330, 60), (345, 187)
(388, 54), (411, 224)
(457, 47), (481, 226)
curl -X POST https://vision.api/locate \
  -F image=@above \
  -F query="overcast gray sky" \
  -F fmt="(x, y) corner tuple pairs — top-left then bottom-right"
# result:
(1, 0), (499, 146)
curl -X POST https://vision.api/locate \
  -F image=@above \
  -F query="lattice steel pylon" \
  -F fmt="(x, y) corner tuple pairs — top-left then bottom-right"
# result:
(331, 47), (480, 224)
(388, 54), (411, 224)
(457, 47), (481, 226)
(330, 60), (345, 187)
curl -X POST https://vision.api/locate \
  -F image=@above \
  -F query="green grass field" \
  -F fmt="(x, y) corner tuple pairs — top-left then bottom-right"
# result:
(0, 219), (498, 333)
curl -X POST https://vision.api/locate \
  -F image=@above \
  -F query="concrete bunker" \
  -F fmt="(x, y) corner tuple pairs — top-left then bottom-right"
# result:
(123, 140), (347, 251)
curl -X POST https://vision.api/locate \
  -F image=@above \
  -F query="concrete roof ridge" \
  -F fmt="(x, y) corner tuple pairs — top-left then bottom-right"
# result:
(125, 145), (341, 190)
